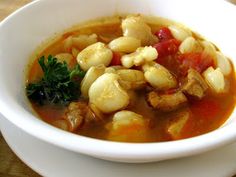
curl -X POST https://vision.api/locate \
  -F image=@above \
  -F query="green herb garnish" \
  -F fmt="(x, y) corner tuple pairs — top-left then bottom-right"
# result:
(26, 55), (85, 105)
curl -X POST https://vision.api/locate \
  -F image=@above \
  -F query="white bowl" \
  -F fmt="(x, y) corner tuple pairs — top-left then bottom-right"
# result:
(0, 0), (236, 163)
(2, 113), (236, 177)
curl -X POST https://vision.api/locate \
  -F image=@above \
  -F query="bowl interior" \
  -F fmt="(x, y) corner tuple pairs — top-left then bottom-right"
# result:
(0, 0), (236, 162)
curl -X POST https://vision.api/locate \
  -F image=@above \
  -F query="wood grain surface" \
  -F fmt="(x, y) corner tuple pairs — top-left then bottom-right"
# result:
(0, 2), (40, 177)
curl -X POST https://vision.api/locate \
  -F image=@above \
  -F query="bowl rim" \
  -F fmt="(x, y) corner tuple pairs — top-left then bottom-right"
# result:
(0, 0), (236, 162)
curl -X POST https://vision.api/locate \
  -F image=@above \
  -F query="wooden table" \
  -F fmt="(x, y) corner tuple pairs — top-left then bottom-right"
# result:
(0, 2), (40, 177)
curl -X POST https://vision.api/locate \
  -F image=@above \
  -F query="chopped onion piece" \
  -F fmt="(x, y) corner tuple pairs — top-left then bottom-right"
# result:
(216, 51), (232, 76)
(203, 67), (225, 93)
(168, 25), (192, 41)
(179, 37), (202, 53)
(201, 41), (217, 62)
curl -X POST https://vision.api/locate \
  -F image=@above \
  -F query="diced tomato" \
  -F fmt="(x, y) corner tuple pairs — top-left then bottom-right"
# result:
(153, 39), (180, 58)
(155, 27), (174, 41)
(191, 98), (219, 121)
(154, 55), (182, 77)
(110, 52), (121, 66)
(178, 52), (214, 75)
(155, 57), (165, 66)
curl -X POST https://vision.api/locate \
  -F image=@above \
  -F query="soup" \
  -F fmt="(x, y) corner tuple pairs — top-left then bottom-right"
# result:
(26, 15), (236, 142)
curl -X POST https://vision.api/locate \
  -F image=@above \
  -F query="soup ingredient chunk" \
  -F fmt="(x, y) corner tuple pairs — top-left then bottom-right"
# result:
(215, 51), (232, 76)
(116, 69), (146, 90)
(121, 46), (158, 68)
(63, 34), (98, 52)
(89, 73), (129, 113)
(122, 15), (158, 45)
(107, 111), (149, 142)
(108, 36), (141, 53)
(143, 63), (177, 90)
(182, 69), (208, 99)
(147, 91), (187, 112)
(155, 27), (174, 41)
(77, 42), (113, 71)
(26, 55), (85, 105)
(203, 67), (225, 93)
(201, 41), (217, 62)
(179, 37), (202, 54)
(168, 25), (192, 41)
(63, 102), (100, 131)
(80, 64), (106, 97)
(72, 34), (98, 50)
(64, 102), (87, 131)
(153, 39), (180, 58)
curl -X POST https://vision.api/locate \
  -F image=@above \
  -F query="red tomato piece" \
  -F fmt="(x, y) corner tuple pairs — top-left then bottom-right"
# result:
(155, 27), (174, 41)
(153, 39), (180, 58)
(155, 57), (166, 66)
(178, 52), (214, 75)
(110, 52), (121, 66)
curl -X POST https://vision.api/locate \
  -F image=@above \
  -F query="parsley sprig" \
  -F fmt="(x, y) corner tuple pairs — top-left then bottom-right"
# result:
(26, 55), (85, 105)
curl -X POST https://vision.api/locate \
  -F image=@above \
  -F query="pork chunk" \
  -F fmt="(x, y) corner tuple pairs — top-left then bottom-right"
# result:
(147, 91), (187, 112)
(182, 69), (208, 99)
(63, 102), (102, 131)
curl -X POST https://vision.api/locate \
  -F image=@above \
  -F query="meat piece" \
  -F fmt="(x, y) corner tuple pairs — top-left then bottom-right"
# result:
(182, 69), (208, 99)
(147, 91), (187, 112)
(167, 109), (190, 140)
(63, 102), (102, 131)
